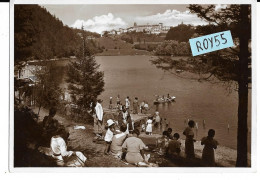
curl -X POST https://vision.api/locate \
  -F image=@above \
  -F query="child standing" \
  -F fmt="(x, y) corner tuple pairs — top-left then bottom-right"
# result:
(104, 119), (116, 155)
(154, 111), (161, 130)
(161, 118), (169, 132)
(146, 116), (153, 135)
(201, 129), (219, 166)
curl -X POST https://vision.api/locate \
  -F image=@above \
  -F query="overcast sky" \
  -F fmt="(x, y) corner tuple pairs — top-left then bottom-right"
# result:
(42, 4), (226, 34)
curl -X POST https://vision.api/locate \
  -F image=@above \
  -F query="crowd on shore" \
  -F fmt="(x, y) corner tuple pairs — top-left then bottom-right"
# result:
(34, 94), (219, 167)
(91, 96), (219, 167)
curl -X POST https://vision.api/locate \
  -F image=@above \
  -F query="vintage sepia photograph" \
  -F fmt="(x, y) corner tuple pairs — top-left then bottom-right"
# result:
(12, 0), (253, 170)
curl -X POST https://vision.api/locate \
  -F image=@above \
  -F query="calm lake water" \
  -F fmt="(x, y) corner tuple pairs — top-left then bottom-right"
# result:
(57, 55), (251, 151)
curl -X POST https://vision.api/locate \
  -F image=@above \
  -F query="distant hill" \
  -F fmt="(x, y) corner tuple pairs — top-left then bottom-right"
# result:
(14, 5), (100, 63)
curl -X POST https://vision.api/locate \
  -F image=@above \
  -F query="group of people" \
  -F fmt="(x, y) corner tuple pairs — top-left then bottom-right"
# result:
(154, 119), (219, 166)
(103, 119), (152, 166)
(94, 98), (219, 167)
(142, 111), (169, 135)
(41, 108), (87, 167)
(109, 95), (150, 114)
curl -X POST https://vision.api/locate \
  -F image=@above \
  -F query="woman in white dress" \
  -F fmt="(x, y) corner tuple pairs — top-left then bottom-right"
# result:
(146, 117), (153, 135)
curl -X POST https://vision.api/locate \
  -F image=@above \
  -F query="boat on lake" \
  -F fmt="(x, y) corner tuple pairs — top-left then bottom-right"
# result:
(153, 96), (176, 105)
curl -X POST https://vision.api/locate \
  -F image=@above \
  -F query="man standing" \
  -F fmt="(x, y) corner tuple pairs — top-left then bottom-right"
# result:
(95, 99), (104, 135)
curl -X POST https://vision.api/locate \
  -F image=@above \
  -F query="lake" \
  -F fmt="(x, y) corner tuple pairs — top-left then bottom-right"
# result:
(57, 55), (251, 151)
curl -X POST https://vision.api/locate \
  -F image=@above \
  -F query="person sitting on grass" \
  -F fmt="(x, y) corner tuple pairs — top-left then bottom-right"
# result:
(104, 119), (116, 155)
(47, 128), (87, 167)
(110, 125), (128, 159)
(42, 107), (63, 146)
(122, 129), (150, 165)
(156, 131), (169, 155)
(201, 129), (219, 167)
(167, 128), (173, 139)
(167, 133), (181, 157)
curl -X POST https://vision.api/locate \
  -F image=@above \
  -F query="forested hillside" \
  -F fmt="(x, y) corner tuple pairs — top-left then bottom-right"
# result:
(14, 5), (100, 63)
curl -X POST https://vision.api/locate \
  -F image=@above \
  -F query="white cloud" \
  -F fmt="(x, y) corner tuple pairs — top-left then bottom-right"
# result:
(215, 4), (227, 11)
(134, 9), (208, 27)
(71, 13), (127, 34)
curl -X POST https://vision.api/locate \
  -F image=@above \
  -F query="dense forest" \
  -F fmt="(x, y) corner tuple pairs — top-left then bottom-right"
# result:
(14, 5), (101, 63)
(165, 24), (195, 42)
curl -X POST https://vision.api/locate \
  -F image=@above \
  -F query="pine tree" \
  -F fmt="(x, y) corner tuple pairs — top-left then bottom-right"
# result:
(66, 26), (105, 116)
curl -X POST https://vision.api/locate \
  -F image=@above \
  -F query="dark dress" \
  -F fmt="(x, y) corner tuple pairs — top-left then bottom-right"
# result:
(183, 127), (195, 158)
(201, 136), (218, 166)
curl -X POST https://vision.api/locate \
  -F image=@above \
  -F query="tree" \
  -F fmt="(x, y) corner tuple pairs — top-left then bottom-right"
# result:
(151, 5), (251, 167)
(66, 27), (105, 118)
(165, 24), (195, 42)
(34, 62), (62, 117)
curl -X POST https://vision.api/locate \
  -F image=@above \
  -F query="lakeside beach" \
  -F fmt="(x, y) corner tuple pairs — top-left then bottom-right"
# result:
(32, 107), (250, 167)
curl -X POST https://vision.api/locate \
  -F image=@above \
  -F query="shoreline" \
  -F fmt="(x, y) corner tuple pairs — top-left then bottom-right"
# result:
(33, 107), (251, 167)
(103, 108), (251, 167)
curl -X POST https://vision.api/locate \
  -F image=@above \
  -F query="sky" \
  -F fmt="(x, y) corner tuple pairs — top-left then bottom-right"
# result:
(42, 4), (227, 34)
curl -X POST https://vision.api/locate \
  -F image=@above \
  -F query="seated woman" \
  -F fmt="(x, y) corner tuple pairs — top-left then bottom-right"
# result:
(48, 128), (87, 167)
(167, 133), (181, 157)
(156, 131), (169, 155)
(110, 125), (128, 159)
(122, 129), (149, 165)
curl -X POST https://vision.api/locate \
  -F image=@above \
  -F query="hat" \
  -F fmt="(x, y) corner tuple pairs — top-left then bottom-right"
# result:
(107, 119), (115, 127)
(110, 97), (112, 99)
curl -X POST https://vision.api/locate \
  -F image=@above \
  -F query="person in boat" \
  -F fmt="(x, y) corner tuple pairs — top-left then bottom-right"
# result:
(133, 97), (139, 114)
(122, 129), (149, 165)
(183, 120), (196, 158)
(110, 125), (128, 159)
(201, 129), (219, 166)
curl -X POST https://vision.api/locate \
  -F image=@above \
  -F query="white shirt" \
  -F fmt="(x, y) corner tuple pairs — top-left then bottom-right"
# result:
(51, 136), (73, 157)
(95, 102), (103, 121)
(125, 98), (130, 108)
(104, 128), (114, 142)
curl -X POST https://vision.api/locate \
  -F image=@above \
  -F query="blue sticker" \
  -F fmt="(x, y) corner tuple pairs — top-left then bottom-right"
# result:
(189, 30), (234, 56)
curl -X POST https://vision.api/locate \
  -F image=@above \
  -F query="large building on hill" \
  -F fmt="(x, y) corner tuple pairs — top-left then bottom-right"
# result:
(101, 22), (171, 36)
